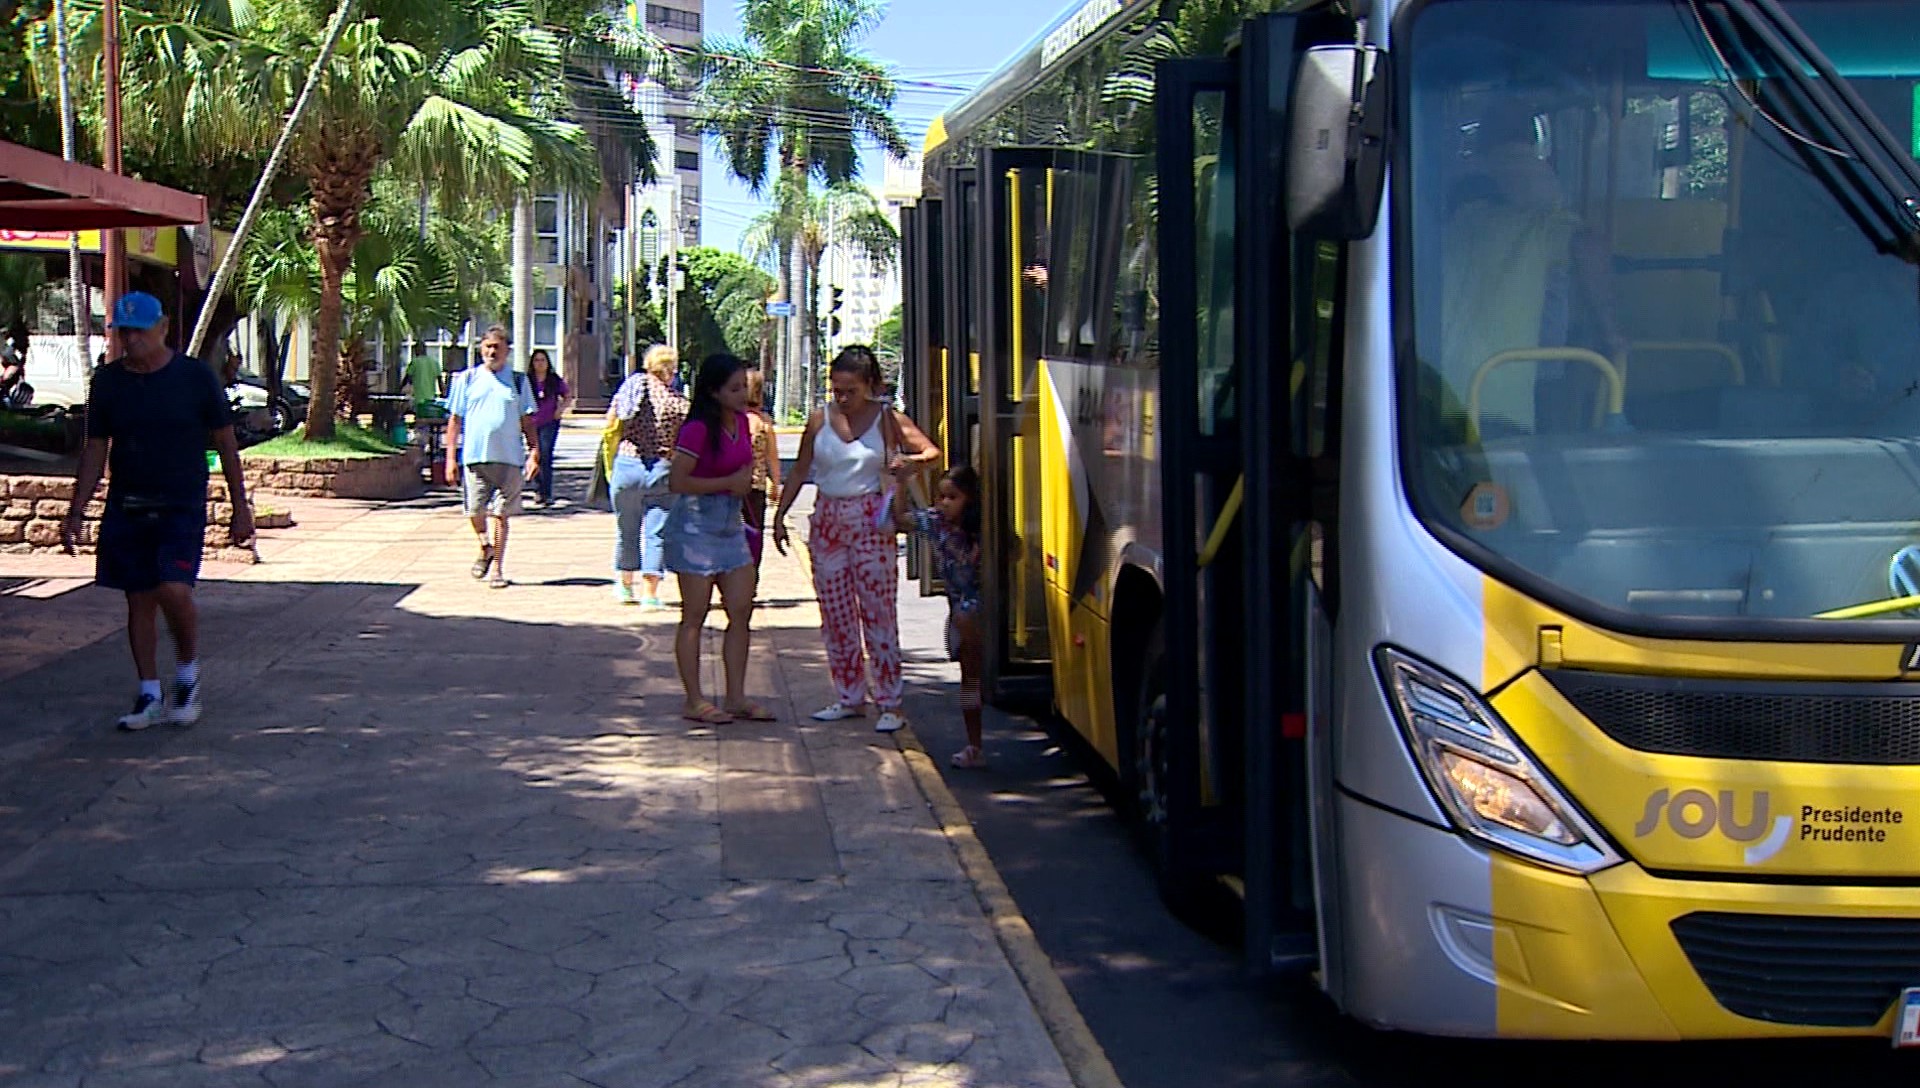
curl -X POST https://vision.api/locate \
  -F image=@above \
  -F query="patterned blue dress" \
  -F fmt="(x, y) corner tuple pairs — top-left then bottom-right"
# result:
(911, 508), (981, 615)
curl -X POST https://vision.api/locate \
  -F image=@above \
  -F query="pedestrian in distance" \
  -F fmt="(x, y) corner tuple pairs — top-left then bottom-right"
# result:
(61, 291), (255, 731)
(772, 345), (940, 734)
(743, 369), (782, 572)
(664, 353), (773, 725)
(607, 345), (688, 609)
(401, 347), (444, 419)
(444, 325), (539, 589)
(526, 348), (570, 507)
(895, 464), (986, 767)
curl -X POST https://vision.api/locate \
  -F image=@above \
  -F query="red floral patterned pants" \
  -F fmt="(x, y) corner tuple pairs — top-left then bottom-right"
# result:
(808, 493), (901, 709)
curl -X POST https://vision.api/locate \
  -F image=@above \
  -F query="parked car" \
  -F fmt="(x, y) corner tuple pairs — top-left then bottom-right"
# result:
(227, 374), (310, 437)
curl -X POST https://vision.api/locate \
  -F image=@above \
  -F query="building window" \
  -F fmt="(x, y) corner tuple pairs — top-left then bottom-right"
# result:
(646, 4), (700, 32)
(534, 285), (562, 351)
(674, 149), (701, 173)
(533, 194), (563, 265)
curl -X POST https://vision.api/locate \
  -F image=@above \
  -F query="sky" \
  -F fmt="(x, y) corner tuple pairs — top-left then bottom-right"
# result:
(695, 0), (1072, 255)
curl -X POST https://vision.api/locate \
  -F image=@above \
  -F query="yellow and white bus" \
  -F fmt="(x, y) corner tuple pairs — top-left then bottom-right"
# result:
(900, 0), (1920, 1042)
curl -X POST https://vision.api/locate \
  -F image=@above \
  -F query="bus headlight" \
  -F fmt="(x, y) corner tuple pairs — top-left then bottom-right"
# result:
(1377, 649), (1620, 875)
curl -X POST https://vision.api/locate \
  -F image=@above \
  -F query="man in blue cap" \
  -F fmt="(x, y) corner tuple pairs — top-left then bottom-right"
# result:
(62, 291), (254, 731)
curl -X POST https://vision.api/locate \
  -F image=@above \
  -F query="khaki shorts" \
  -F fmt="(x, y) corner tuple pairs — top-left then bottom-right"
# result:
(464, 462), (524, 518)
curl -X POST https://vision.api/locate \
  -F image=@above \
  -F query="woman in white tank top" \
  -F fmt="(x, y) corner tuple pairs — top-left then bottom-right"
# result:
(772, 347), (940, 733)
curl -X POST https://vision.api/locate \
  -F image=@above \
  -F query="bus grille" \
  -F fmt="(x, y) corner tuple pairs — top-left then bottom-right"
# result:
(1671, 912), (1920, 1027)
(1541, 669), (1920, 764)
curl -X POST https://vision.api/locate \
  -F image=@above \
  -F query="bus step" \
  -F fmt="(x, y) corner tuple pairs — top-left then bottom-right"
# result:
(1267, 931), (1319, 975)
(989, 675), (1054, 714)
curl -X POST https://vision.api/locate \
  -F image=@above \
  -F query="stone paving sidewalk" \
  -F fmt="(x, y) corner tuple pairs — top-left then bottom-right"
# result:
(0, 475), (1077, 1087)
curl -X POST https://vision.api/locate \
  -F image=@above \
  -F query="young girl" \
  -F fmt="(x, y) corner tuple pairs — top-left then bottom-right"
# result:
(662, 353), (771, 725)
(897, 464), (986, 768)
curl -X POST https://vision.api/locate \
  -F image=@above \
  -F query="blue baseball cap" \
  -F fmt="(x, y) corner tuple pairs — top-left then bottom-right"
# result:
(111, 291), (164, 330)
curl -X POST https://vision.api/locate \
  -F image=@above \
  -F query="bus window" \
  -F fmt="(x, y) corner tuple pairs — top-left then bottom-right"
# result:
(1193, 91), (1237, 437)
(1406, 0), (1920, 623)
(1044, 157), (1098, 360)
(962, 182), (982, 395)
(1110, 159), (1159, 369)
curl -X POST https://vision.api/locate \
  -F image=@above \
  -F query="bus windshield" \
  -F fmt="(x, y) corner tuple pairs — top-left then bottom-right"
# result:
(1405, 0), (1920, 624)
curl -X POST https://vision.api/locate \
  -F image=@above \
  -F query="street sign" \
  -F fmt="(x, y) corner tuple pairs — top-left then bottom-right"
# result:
(765, 301), (795, 317)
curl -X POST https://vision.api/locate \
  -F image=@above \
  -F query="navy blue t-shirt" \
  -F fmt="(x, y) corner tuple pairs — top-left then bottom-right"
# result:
(87, 353), (230, 508)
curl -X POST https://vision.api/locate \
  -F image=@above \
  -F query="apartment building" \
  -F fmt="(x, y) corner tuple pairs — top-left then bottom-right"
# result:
(639, 0), (704, 245)
(819, 154), (922, 356)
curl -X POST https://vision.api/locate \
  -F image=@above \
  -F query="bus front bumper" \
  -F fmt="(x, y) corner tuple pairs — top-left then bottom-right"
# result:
(1334, 793), (1920, 1040)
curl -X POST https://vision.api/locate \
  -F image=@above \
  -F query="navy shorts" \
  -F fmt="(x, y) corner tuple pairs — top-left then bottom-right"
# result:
(97, 504), (206, 593)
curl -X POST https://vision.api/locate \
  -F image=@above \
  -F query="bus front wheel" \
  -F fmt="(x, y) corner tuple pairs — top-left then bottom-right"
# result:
(1134, 629), (1204, 914)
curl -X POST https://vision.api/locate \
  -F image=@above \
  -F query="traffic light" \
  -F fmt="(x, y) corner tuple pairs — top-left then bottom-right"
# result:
(829, 286), (844, 313)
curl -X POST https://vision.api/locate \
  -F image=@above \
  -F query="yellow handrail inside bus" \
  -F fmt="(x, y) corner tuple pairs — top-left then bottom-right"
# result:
(1198, 475), (1244, 568)
(1469, 348), (1625, 436)
(1815, 594), (1920, 620)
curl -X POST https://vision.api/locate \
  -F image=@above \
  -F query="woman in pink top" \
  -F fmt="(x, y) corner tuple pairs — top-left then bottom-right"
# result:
(663, 353), (768, 724)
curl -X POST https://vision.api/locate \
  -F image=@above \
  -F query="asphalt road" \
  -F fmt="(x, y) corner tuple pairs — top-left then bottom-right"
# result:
(892, 587), (1920, 1088)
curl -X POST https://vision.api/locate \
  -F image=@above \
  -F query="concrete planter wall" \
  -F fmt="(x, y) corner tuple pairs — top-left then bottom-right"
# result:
(243, 449), (424, 500)
(0, 475), (289, 563)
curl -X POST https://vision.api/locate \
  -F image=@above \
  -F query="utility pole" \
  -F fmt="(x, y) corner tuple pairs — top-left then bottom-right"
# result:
(101, 0), (126, 319)
(664, 176), (681, 356)
(622, 181), (636, 384)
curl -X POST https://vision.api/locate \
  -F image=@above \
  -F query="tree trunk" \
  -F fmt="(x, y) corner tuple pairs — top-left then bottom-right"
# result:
(803, 257), (823, 419)
(306, 234), (351, 441)
(301, 133), (377, 442)
(512, 195), (533, 372)
(334, 336), (367, 419)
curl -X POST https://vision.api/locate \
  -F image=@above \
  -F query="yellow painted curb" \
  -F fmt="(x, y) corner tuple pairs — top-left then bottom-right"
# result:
(894, 727), (1128, 1088)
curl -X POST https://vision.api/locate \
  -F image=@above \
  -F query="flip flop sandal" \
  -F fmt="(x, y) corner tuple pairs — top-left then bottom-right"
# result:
(949, 746), (988, 769)
(725, 702), (777, 721)
(682, 703), (734, 724)
(470, 546), (494, 579)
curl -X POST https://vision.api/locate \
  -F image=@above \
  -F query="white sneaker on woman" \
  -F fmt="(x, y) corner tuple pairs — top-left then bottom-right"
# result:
(811, 702), (861, 721)
(874, 711), (905, 734)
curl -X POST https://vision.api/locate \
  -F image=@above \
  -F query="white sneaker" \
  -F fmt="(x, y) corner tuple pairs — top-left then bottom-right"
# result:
(811, 702), (861, 722)
(874, 711), (905, 734)
(117, 693), (168, 732)
(169, 678), (202, 726)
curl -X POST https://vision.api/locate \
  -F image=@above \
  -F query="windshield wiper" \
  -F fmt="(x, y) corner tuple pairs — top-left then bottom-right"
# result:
(1700, 0), (1920, 262)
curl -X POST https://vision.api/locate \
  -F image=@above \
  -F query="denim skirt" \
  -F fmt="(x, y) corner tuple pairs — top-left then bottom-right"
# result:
(661, 493), (753, 575)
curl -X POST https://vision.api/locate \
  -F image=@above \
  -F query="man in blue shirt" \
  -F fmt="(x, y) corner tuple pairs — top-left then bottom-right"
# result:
(445, 325), (539, 588)
(62, 292), (255, 731)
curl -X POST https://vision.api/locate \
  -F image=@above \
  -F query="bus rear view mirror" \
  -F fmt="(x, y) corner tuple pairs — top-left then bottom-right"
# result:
(1286, 44), (1388, 240)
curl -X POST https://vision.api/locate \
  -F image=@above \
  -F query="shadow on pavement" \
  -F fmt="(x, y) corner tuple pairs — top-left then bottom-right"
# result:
(0, 573), (1045, 1085)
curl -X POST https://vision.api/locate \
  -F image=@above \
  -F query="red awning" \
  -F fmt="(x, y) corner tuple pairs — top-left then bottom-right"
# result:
(0, 140), (206, 231)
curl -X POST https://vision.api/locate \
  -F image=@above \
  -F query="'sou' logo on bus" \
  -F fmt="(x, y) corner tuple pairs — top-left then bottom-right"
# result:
(1634, 788), (1793, 865)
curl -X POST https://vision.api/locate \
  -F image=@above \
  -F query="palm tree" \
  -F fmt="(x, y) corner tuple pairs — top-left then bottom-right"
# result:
(32, 0), (653, 439)
(239, 170), (514, 419)
(742, 181), (897, 414)
(696, 0), (907, 415)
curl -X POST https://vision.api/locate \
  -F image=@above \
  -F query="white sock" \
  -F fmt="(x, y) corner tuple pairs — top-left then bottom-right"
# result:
(140, 679), (162, 701)
(176, 661), (199, 687)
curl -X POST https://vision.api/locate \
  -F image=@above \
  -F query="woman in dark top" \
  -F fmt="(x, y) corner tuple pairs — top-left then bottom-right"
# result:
(526, 350), (570, 506)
